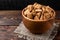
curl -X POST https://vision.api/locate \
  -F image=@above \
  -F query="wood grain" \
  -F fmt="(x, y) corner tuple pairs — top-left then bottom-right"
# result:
(0, 10), (59, 40)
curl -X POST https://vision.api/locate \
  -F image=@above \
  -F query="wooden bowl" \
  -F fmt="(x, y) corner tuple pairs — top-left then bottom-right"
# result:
(22, 9), (56, 34)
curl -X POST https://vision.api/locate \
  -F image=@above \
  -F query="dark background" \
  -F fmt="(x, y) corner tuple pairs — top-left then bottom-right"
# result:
(0, 0), (60, 10)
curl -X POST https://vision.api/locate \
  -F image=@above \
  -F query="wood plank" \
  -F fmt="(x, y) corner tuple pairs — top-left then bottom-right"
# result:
(0, 10), (22, 26)
(0, 10), (20, 15)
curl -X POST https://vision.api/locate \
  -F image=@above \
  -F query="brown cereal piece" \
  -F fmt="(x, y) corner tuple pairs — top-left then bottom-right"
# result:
(40, 15), (44, 20)
(35, 9), (42, 12)
(42, 6), (46, 12)
(49, 12), (53, 17)
(33, 3), (37, 6)
(27, 13), (33, 19)
(44, 13), (49, 16)
(46, 15), (51, 19)
(34, 16), (39, 20)
(50, 10), (54, 17)
(36, 12), (41, 18)
(46, 6), (52, 12)
(31, 10), (36, 16)
(24, 9), (30, 16)
(32, 9), (35, 13)
(44, 13), (51, 19)
(43, 15), (47, 20)
(33, 3), (42, 9)
(27, 5), (33, 11)
(32, 12), (36, 17)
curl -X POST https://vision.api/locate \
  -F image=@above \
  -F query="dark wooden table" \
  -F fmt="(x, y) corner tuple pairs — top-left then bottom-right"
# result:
(0, 10), (59, 40)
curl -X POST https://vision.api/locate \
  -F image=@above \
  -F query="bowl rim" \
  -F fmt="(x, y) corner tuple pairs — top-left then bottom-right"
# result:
(22, 9), (56, 22)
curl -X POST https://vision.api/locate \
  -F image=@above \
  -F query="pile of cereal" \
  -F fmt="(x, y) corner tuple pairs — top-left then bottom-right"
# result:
(23, 3), (54, 21)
